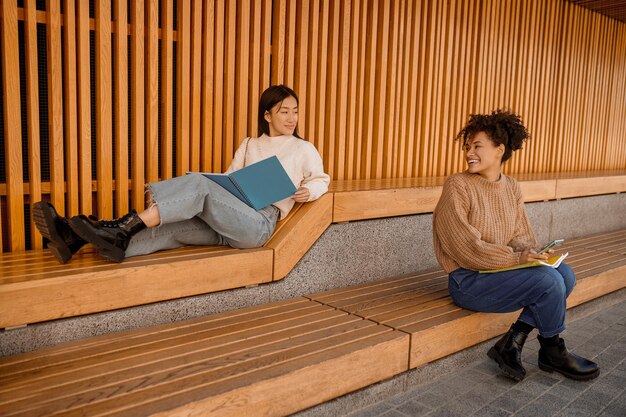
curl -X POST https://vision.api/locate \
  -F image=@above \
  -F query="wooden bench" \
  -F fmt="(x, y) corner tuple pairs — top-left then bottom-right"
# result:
(0, 194), (333, 329)
(0, 171), (624, 329)
(331, 170), (626, 222)
(1, 229), (624, 416)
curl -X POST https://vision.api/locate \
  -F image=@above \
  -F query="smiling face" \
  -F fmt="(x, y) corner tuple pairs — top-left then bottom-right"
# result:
(463, 131), (505, 181)
(265, 96), (299, 137)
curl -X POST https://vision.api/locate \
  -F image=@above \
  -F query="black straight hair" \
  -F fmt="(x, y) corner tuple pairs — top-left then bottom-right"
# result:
(257, 85), (301, 138)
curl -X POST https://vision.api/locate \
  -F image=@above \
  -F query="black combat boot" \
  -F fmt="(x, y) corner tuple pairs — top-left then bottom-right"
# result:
(487, 325), (528, 381)
(32, 201), (87, 264)
(69, 210), (146, 263)
(538, 335), (599, 381)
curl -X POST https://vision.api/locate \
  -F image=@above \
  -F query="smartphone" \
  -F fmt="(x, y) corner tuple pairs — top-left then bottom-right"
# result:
(538, 239), (564, 254)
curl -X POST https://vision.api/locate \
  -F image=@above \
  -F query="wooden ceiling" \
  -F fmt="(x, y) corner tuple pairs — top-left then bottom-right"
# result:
(568, 0), (626, 22)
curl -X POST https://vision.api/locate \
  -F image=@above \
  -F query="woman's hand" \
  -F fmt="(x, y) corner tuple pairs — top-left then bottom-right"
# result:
(519, 248), (549, 264)
(292, 187), (310, 202)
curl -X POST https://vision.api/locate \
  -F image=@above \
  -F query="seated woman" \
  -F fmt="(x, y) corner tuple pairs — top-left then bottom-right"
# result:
(34, 85), (330, 264)
(432, 110), (598, 382)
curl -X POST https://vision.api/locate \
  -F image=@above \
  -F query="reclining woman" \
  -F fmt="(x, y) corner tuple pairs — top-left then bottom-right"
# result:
(432, 110), (599, 382)
(34, 85), (330, 264)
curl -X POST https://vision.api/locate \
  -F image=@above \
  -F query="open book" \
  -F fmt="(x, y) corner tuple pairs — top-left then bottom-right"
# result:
(191, 156), (297, 210)
(479, 252), (569, 274)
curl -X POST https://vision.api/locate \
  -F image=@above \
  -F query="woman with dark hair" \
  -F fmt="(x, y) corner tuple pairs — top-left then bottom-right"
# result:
(34, 85), (330, 263)
(432, 109), (599, 382)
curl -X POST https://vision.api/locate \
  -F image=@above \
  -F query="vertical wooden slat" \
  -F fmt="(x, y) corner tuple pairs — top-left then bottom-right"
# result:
(234, 0), (250, 148)
(333, 0), (350, 180)
(260, 0), (272, 94)
(145, 0), (159, 183)
(1, 0), (25, 251)
(344, 0), (361, 179)
(24, 0), (42, 249)
(249, 0), (263, 136)
(305, 0), (319, 144)
(314, 1), (329, 157)
(131, 0), (145, 211)
(189, 0), (203, 172)
(212, 0), (224, 172)
(76, 0), (92, 214)
(272, 0), (286, 85)
(176, 0), (191, 176)
(95, 0), (113, 218)
(63, 0), (79, 216)
(114, 0), (128, 215)
(383, 0), (400, 178)
(293, 0), (309, 136)
(324, 0), (340, 177)
(223, 0), (236, 167)
(371, 0), (389, 179)
(47, 0), (65, 215)
(201, 0), (215, 172)
(361, 0), (377, 179)
(284, 0), (297, 87)
(160, 0), (174, 180)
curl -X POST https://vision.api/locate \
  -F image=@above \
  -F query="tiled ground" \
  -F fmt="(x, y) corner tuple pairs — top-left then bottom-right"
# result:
(347, 300), (626, 417)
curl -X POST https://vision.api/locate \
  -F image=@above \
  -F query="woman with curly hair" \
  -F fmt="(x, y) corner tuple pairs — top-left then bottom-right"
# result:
(432, 110), (599, 382)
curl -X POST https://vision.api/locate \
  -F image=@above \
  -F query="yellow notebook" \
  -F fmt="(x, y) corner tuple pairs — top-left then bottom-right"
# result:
(479, 252), (569, 274)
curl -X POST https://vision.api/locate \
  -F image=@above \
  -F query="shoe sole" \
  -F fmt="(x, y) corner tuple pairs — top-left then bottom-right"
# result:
(69, 217), (125, 263)
(32, 202), (71, 264)
(487, 347), (525, 381)
(538, 361), (600, 381)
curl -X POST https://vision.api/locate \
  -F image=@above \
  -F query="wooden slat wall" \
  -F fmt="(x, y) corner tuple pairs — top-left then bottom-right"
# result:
(1, 0), (625, 252)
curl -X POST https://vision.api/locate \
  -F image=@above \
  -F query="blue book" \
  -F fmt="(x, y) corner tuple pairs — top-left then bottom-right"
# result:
(194, 156), (297, 210)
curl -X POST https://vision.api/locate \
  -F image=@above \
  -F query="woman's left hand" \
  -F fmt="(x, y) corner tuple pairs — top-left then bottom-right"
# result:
(292, 187), (310, 202)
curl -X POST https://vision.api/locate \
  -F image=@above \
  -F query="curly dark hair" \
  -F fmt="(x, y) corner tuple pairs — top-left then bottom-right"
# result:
(455, 109), (530, 163)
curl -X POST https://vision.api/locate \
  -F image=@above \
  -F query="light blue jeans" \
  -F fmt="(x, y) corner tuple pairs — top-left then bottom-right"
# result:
(448, 263), (576, 337)
(125, 174), (279, 257)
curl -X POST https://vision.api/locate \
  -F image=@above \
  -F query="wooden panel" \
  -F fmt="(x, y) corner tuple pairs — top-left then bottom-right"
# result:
(176, 0), (191, 176)
(46, 0), (65, 215)
(333, 186), (443, 222)
(3, 0), (626, 254)
(160, 0), (174, 180)
(131, 0), (145, 211)
(63, 0), (79, 216)
(556, 175), (626, 199)
(114, 0), (129, 215)
(265, 193), (333, 280)
(0, 247), (273, 328)
(95, 0), (113, 218)
(24, 0), (42, 249)
(189, 0), (203, 172)
(517, 179), (557, 202)
(76, 0), (93, 214)
(1, 0), (25, 252)
(145, 0), (159, 183)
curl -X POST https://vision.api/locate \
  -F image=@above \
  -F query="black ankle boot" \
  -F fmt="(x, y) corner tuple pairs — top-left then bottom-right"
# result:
(538, 336), (599, 381)
(487, 325), (528, 381)
(68, 210), (147, 263)
(32, 201), (86, 264)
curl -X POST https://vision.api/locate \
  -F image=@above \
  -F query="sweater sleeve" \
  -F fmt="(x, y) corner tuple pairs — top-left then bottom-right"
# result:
(224, 138), (250, 174)
(507, 180), (538, 252)
(434, 177), (521, 271)
(299, 143), (330, 201)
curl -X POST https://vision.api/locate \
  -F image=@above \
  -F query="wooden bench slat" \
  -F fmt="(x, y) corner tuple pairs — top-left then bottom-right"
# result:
(0, 299), (325, 376)
(8, 321), (395, 417)
(0, 297), (313, 366)
(1, 310), (355, 409)
(0, 248), (273, 328)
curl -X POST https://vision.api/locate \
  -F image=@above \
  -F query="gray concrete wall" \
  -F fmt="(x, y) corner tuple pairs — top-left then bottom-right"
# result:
(2, 192), (625, 357)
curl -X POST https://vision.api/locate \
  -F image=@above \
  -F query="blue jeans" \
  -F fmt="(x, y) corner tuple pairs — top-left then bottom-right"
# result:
(125, 174), (279, 257)
(448, 264), (576, 337)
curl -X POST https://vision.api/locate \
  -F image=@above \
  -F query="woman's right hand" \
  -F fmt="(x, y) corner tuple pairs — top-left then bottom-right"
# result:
(519, 249), (549, 264)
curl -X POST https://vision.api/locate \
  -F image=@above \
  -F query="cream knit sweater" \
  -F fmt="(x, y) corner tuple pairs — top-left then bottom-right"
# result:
(432, 171), (537, 273)
(226, 134), (330, 219)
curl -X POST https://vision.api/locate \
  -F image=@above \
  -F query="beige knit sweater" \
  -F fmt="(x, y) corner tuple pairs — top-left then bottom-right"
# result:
(432, 171), (537, 272)
(226, 134), (330, 219)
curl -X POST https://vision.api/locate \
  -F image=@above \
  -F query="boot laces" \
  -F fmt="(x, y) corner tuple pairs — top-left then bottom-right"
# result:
(93, 211), (136, 228)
